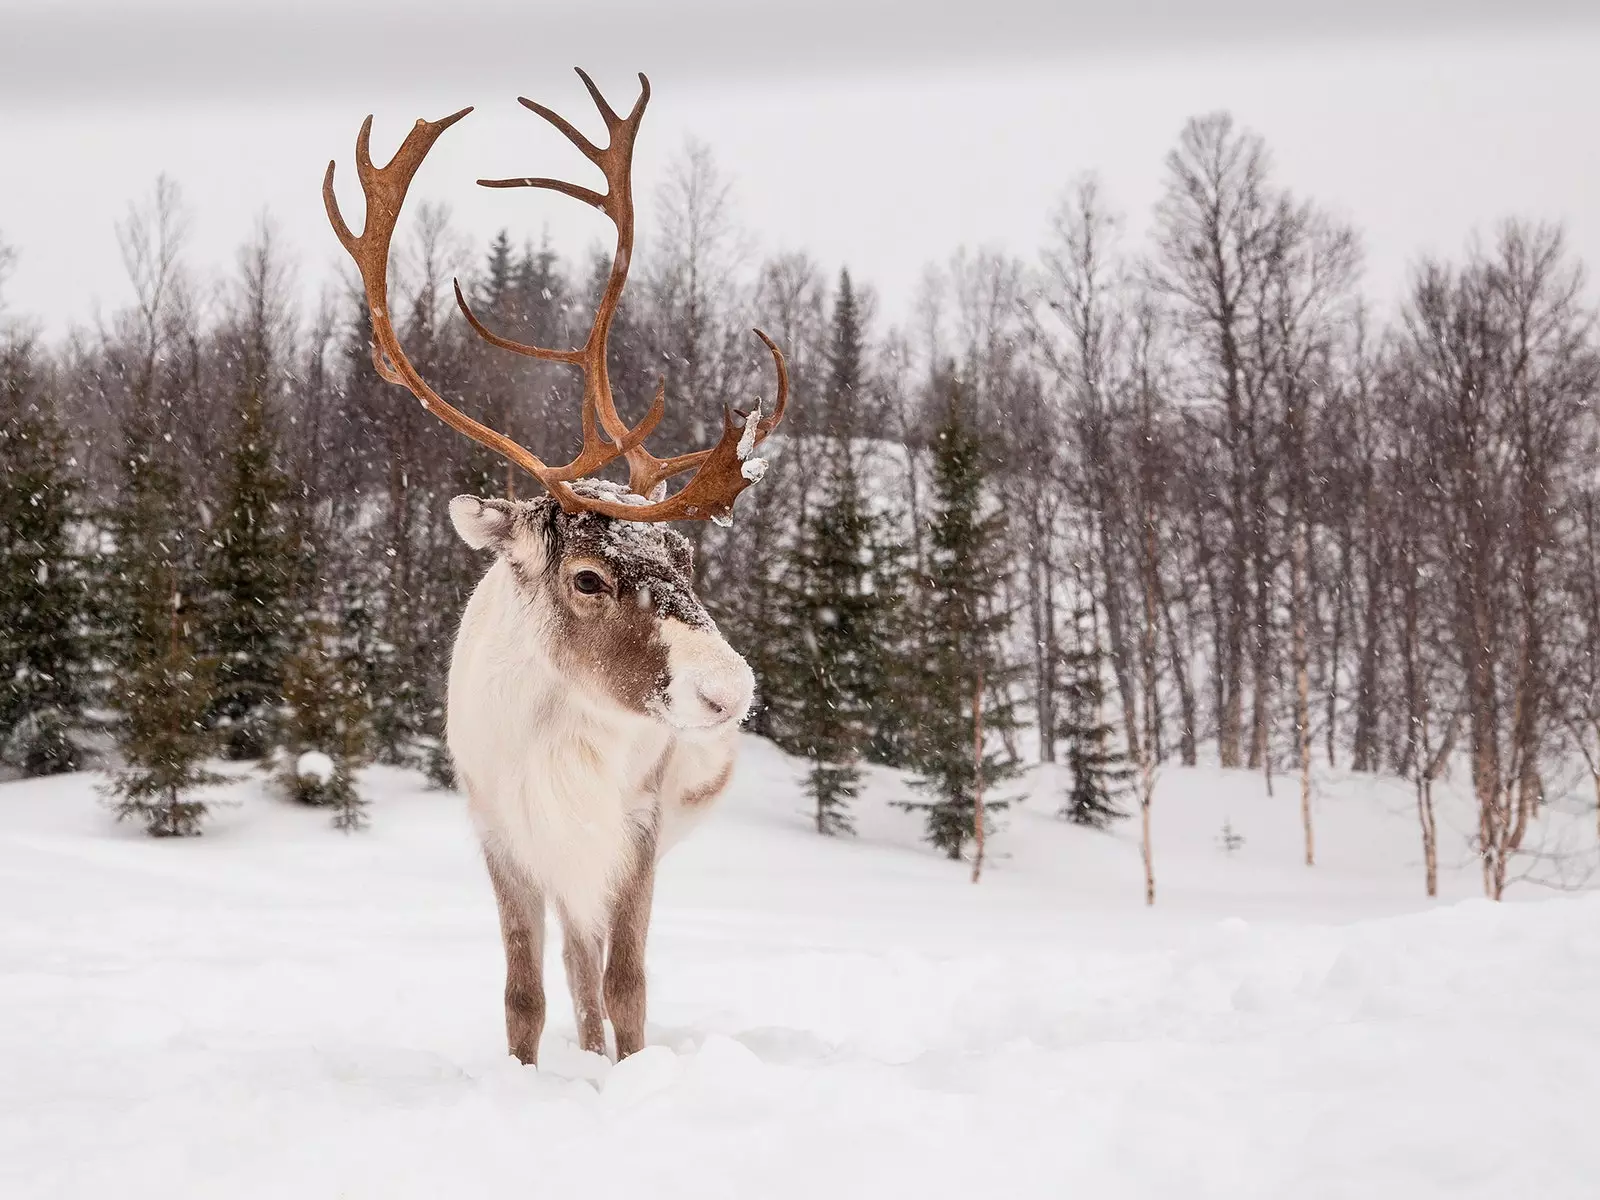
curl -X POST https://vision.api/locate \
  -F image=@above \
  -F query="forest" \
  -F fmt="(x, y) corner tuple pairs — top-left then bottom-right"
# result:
(2, 110), (1596, 902)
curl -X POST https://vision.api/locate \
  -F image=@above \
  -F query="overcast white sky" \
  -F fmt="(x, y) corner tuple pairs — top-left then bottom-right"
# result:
(3, 1), (1599, 336)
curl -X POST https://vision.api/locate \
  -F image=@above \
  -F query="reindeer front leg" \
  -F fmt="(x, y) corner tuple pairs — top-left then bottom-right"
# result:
(605, 828), (658, 1060)
(486, 851), (546, 1066)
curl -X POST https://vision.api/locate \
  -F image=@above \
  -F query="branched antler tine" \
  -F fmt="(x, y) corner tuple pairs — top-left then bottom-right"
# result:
(324, 106), (583, 497)
(571, 413), (765, 522)
(619, 401), (742, 499)
(630, 377), (667, 446)
(573, 67), (622, 128)
(476, 176), (606, 209)
(333, 73), (788, 524)
(322, 159), (358, 253)
(629, 448), (713, 498)
(452, 280), (584, 366)
(618, 378), (673, 493)
(618, 331), (788, 500)
(449, 72), (664, 499)
(539, 378), (664, 486)
(517, 96), (603, 163)
(353, 114), (377, 188)
(752, 328), (790, 436)
(628, 73), (651, 121)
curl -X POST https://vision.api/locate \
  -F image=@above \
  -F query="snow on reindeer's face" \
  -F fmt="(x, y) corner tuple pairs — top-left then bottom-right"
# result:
(448, 485), (755, 732)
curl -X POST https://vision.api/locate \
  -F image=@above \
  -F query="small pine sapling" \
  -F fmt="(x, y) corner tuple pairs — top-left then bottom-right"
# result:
(102, 413), (228, 837)
(102, 590), (227, 837)
(278, 611), (372, 830)
(1057, 610), (1133, 830)
(6, 712), (80, 778)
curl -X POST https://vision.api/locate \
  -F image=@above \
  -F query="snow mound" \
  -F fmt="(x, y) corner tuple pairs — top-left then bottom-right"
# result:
(294, 751), (334, 784)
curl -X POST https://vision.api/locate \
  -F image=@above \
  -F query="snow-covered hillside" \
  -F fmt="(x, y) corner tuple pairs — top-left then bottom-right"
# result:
(3, 739), (1599, 1198)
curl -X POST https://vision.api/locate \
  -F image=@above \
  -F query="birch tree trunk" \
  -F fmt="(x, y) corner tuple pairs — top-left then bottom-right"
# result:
(1140, 515), (1159, 907)
(1293, 520), (1314, 866)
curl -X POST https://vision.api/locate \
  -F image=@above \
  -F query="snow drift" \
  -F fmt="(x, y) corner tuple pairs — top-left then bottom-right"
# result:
(2, 737), (1598, 1199)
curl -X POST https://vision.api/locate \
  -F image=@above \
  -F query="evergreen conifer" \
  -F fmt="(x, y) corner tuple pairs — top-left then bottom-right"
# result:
(783, 464), (875, 835)
(0, 334), (90, 774)
(102, 411), (225, 835)
(897, 368), (1019, 859)
(205, 387), (296, 759)
(1057, 608), (1132, 829)
(104, 590), (224, 836)
(778, 271), (902, 834)
(279, 610), (372, 831)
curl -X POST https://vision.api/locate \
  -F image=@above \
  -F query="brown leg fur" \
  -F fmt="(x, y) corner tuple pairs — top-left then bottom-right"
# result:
(485, 851), (545, 1066)
(605, 829), (658, 1060)
(562, 922), (607, 1055)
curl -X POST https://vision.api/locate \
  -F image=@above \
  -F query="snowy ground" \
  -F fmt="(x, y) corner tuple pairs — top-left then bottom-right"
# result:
(3, 739), (1600, 1199)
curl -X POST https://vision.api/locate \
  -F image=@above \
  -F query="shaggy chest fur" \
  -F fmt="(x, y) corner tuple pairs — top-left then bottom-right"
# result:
(447, 562), (735, 933)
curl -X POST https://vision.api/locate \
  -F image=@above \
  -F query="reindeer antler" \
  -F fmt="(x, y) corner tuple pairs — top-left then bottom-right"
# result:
(324, 69), (788, 523)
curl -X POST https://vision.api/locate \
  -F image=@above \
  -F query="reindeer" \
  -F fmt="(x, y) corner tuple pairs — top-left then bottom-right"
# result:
(323, 70), (789, 1064)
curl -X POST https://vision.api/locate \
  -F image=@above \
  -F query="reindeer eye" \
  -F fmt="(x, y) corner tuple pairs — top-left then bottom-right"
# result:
(573, 570), (608, 596)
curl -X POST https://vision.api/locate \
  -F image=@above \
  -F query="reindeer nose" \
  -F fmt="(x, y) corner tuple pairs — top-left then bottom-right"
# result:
(696, 681), (744, 723)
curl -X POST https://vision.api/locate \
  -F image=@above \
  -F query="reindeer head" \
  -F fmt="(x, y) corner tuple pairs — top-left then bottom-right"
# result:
(324, 71), (787, 730)
(448, 485), (754, 730)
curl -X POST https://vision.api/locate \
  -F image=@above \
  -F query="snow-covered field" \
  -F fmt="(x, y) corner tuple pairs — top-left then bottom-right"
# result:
(3, 739), (1599, 1199)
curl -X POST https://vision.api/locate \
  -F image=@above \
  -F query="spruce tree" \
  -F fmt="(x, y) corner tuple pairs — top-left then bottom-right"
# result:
(279, 609), (372, 830)
(783, 462), (875, 835)
(1057, 608), (1132, 829)
(102, 413), (225, 836)
(778, 270), (903, 835)
(827, 270), (865, 429)
(0, 333), (89, 775)
(482, 229), (517, 316)
(367, 547), (427, 768)
(897, 369), (1019, 859)
(860, 506), (913, 768)
(333, 564), (384, 756)
(519, 237), (569, 345)
(104, 590), (224, 836)
(204, 386), (296, 760)
(834, 272), (913, 766)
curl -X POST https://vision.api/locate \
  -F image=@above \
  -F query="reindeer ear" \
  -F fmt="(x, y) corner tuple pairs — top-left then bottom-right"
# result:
(449, 496), (516, 551)
(519, 496), (563, 569)
(664, 529), (694, 577)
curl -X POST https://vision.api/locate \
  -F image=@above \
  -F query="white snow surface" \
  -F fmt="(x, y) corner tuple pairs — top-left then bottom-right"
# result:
(3, 741), (1600, 1198)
